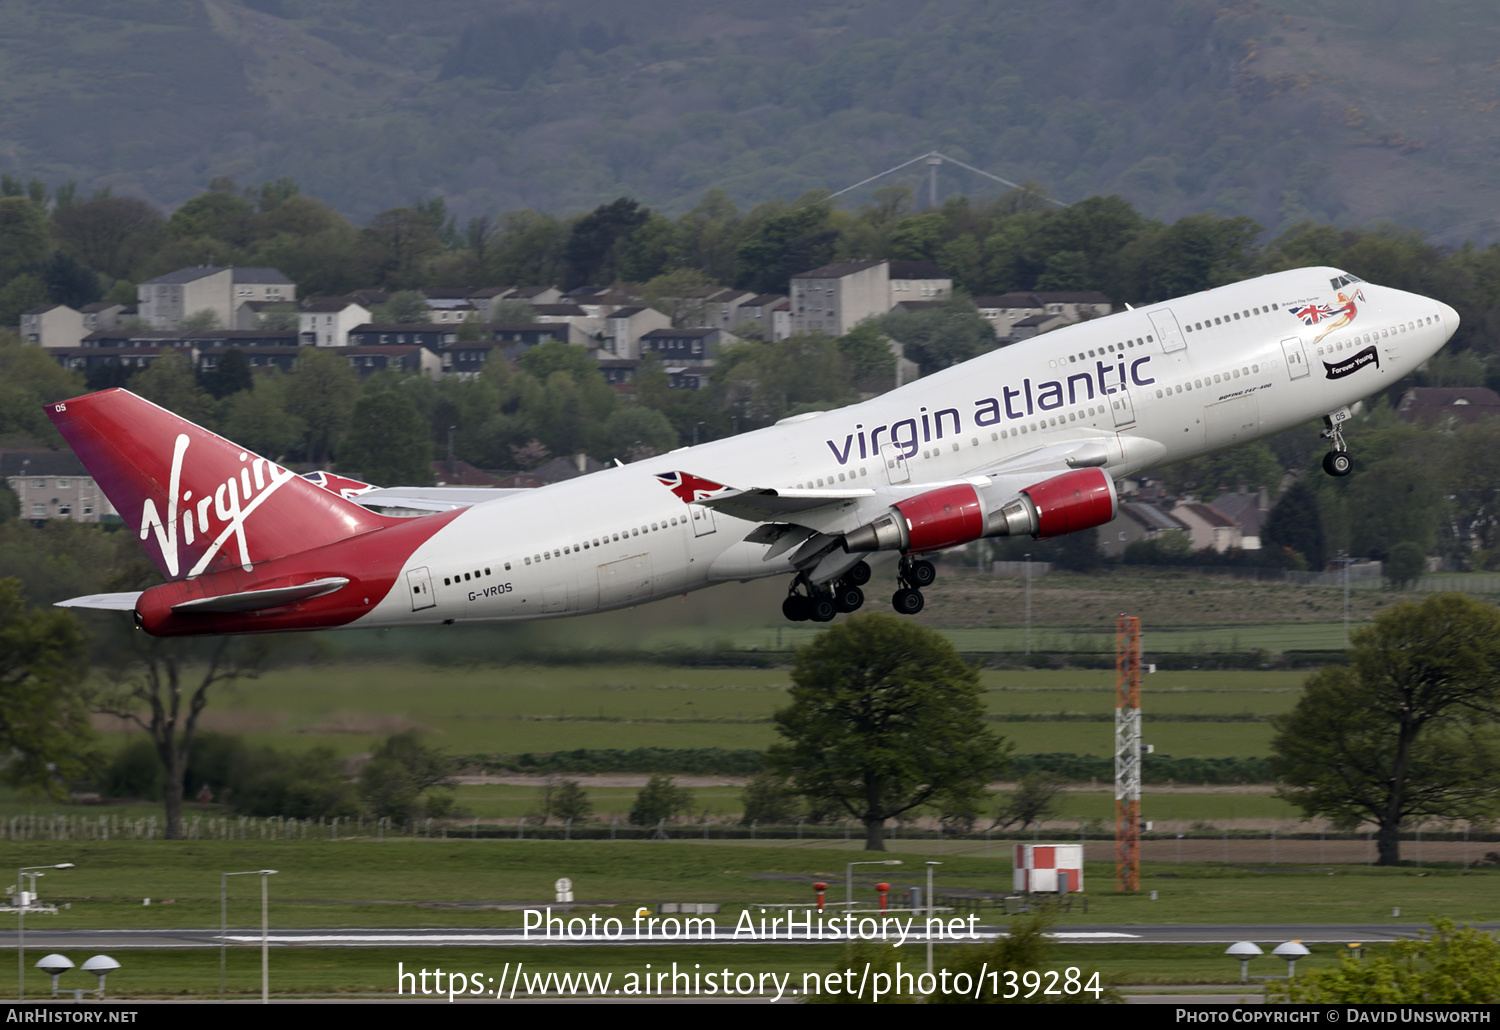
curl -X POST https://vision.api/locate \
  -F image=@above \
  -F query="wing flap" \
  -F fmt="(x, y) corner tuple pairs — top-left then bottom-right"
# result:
(701, 487), (873, 522)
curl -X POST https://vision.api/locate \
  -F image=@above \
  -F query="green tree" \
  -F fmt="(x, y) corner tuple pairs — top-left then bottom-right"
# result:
(0, 274), (48, 327)
(1385, 541), (1426, 590)
(129, 351), (215, 425)
(359, 731), (457, 823)
(552, 779), (593, 824)
(739, 772), (801, 826)
(629, 774), (694, 826)
(201, 348), (252, 399)
(1271, 594), (1500, 865)
(0, 579), (93, 795)
(990, 773), (1065, 831)
(285, 347), (359, 464)
(339, 391), (433, 486)
(564, 197), (650, 288)
(0, 196), (49, 283)
(1283, 920), (1500, 1003)
(379, 290), (431, 324)
(768, 614), (1011, 850)
(1262, 479), (1325, 569)
(596, 405), (677, 463)
(218, 370), (305, 459)
(640, 268), (719, 327)
(877, 299), (995, 377)
(734, 201), (838, 295)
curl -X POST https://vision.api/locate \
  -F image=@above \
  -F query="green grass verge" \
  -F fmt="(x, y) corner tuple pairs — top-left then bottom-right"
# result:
(0, 840), (1492, 933)
(12, 942), (1370, 998)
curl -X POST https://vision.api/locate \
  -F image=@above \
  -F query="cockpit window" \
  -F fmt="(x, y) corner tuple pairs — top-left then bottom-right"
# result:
(1330, 273), (1364, 289)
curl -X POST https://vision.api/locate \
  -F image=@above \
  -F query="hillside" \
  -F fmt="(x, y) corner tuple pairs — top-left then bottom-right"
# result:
(3, 0), (1500, 241)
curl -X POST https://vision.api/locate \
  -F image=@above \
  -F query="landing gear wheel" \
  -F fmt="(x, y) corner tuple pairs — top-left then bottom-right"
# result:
(834, 584), (865, 613)
(1322, 451), (1353, 477)
(908, 559), (937, 587)
(782, 595), (811, 622)
(808, 595), (838, 622)
(892, 588), (925, 615)
(845, 561), (871, 586)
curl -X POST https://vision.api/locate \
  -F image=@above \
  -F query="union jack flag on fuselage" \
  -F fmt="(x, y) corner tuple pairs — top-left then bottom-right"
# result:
(655, 471), (730, 504)
(1290, 302), (1337, 325)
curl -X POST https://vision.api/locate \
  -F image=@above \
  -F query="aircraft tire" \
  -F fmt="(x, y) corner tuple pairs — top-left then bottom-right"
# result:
(846, 561), (872, 586)
(1322, 451), (1353, 477)
(808, 596), (838, 622)
(909, 560), (937, 587)
(834, 584), (865, 613)
(892, 588), (925, 615)
(782, 595), (812, 622)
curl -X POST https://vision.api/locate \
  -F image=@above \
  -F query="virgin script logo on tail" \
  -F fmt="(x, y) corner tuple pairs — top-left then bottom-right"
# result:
(654, 471), (730, 504)
(139, 434), (298, 577)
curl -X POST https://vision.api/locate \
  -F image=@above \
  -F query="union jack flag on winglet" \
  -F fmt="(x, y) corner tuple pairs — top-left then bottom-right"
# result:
(655, 471), (731, 504)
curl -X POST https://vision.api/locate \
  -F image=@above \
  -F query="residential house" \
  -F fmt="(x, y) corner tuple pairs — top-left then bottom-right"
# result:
(1, 451), (117, 523)
(1171, 501), (1243, 553)
(974, 291), (1112, 341)
(790, 260), (888, 336)
(1009, 312), (1072, 341)
(702, 289), (757, 332)
(344, 346), (442, 380)
(423, 289), (479, 323)
(299, 299), (371, 347)
(1395, 387), (1500, 427)
(348, 323), (461, 352)
(639, 327), (734, 364)
(731, 294), (790, 341)
(506, 286), (563, 306)
(886, 260), (952, 303)
(198, 345), (301, 374)
(530, 303), (603, 338)
(431, 459), (502, 487)
(1210, 488), (1272, 550)
(79, 302), (130, 334)
(51, 345), (185, 382)
(1100, 501), (1191, 559)
(601, 306), (671, 359)
(19, 304), (84, 348)
(138, 266), (295, 330)
(597, 358), (638, 385)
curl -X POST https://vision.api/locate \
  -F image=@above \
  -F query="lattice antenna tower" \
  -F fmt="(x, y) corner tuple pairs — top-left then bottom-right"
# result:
(1115, 615), (1142, 892)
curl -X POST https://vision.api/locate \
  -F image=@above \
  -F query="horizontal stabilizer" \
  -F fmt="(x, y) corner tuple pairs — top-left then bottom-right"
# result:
(54, 592), (143, 611)
(170, 577), (350, 614)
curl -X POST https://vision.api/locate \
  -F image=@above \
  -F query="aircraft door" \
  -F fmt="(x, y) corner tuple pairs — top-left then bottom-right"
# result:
(884, 450), (911, 484)
(598, 554), (654, 607)
(1280, 337), (1310, 380)
(1148, 309), (1186, 353)
(689, 504), (716, 537)
(1111, 387), (1137, 429)
(406, 567), (436, 611)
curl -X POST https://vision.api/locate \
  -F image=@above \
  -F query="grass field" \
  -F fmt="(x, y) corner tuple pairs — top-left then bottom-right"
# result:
(90, 663), (1303, 760)
(2, 840), (1493, 933)
(13, 942), (1363, 998)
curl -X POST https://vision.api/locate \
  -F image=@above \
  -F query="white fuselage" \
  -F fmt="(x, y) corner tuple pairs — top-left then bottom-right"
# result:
(362, 267), (1456, 627)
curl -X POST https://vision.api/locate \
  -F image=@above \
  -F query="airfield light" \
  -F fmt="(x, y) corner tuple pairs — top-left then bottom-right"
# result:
(34, 954), (72, 997)
(17, 862), (73, 1001)
(222, 869), (278, 1003)
(1225, 941), (1263, 982)
(80, 955), (120, 999)
(1273, 940), (1311, 977)
(846, 860), (902, 909)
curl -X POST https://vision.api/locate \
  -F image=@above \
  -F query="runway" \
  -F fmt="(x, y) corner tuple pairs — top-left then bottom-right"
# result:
(2, 923), (1491, 950)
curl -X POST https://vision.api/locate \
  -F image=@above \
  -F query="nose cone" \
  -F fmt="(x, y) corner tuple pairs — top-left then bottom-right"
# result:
(1439, 301), (1460, 337)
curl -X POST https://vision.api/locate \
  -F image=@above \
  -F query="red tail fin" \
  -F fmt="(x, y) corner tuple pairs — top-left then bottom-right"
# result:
(47, 389), (394, 580)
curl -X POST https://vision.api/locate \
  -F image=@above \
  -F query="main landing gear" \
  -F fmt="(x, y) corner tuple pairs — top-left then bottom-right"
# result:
(891, 555), (936, 616)
(782, 562), (871, 622)
(1321, 411), (1354, 477)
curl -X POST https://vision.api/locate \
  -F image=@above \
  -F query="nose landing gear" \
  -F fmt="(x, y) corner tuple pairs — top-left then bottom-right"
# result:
(1321, 409), (1354, 477)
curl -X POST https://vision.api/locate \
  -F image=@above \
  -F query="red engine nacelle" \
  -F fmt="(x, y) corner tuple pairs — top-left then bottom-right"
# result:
(843, 468), (1117, 554)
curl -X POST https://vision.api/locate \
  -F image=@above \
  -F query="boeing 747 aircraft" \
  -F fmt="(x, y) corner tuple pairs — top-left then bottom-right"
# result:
(51, 266), (1456, 635)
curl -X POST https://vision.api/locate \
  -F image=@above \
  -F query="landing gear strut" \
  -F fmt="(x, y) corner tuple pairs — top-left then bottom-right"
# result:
(1321, 411), (1353, 477)
(782, 563), (871, 622)
(891, 556), (936, 615)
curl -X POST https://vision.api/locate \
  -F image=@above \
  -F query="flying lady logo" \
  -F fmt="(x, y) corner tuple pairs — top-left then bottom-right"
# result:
(1289, 289), (1364, 345)
(139, 434), (298, 577)
(654, 471), (730, 504)
(1324, 344), (1380, 380)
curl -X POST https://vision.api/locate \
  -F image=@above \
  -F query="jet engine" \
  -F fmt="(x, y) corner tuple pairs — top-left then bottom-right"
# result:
(842, 468), (1117, 554)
